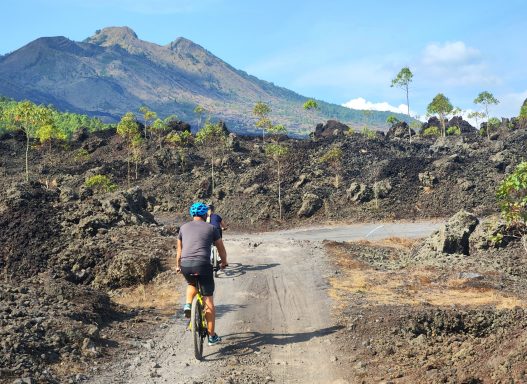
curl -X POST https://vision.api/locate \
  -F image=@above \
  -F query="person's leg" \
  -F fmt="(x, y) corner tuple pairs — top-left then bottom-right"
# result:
(199, 267), (217, 336)
(186, 284), (197, 304)
(203, 295), (216, 335)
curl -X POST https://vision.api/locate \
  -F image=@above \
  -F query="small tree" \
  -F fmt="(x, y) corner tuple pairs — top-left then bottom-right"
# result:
(467, 111), (485, 130)
(497, 162), (527, 248)
(361, 126), (376, 140)
(253, 102), (272, 142)
(166, 130), (193, 171)
(474, 91), (499, 139)
(195, 121), (227, 196)
(85, 174), (117, 193)
(519, 101), (527, 121)
(194, 105), (205, 130)
(36, 124), (67, 151)
(138, 106), (157, 139)
(446, 126), (461, 136)
(319, 146), (343, 189)
(117, 112), (141, 188)
(391, 66), (413, 142)
(4, 101), (53, 181)
(303, 99), (318, 111)
(265, 143), (289, 220)
(267, 124), (287, 142)
(426, 93), (453, 137)
(131, 135), (143, 180)
(150, 118), (168, 149)
(386, 115), (400, 126)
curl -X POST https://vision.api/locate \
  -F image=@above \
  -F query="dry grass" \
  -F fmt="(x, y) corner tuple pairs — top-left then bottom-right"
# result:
(330, 267), (526, 310)
(51, 361), (85, 379)
(111, 271), (181, 315)
(381, 236), (419, 249)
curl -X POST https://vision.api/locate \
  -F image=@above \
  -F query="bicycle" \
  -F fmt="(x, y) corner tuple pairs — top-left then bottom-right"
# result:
(188, 263), (224, 360)
(188, 274), (208, 360)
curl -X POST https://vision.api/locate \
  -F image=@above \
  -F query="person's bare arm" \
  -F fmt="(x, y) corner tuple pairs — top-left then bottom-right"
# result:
(220, 220), (229, 230)
(214, 239), (228, 268)
(176, 238), (182, 273)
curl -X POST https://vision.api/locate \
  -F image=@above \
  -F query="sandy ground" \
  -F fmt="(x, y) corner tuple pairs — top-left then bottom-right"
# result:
(88, 222), (439, 384)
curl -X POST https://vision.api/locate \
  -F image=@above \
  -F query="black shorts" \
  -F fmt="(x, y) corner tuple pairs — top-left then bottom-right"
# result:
(181, 264), (215, 296)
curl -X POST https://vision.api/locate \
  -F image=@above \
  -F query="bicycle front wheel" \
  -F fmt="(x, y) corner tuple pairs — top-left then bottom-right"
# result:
(191, 295), (204, 360)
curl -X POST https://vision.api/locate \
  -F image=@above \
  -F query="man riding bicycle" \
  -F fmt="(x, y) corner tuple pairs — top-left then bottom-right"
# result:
(176, 202), (228, 346)
(206, 204), (228, 238)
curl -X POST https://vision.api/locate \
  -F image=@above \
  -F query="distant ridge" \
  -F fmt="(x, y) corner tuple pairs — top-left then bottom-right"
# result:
(0, 26), (410, 135)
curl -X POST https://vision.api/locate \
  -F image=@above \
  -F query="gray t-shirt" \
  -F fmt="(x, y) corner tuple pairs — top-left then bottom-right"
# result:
(178, 220), (221, 267)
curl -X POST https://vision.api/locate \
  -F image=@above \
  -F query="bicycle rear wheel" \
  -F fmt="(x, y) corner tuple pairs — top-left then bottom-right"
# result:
(191, 296), (204, 360)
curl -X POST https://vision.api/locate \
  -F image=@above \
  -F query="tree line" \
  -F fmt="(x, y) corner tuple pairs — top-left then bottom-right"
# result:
(389, 67), (506, 139)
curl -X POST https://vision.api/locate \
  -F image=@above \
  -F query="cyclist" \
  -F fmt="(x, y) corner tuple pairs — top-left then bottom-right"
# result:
(176, 202), (228, 346)
(206, 204), (228, 238)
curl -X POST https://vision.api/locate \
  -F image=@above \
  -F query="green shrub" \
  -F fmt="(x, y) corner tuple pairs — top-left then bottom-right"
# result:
(488, 117), (501, 130)
(73, 148), (90, 162)
(446, 126), (461, 136)
(497, 162), (527, 228)
(386, 115), (399, 125)
(422, 126), (440, 137)
(520, 103), (527, 120)
(361, 126), (376, 139)
(345, 126), (355, 136)
(85, 174), (117, 193)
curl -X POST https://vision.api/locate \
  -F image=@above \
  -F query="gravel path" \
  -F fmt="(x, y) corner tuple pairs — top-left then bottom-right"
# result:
(88, 221), (439, 384)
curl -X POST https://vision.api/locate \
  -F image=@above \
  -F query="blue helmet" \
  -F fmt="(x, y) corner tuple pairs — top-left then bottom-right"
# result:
(189, 202), (209, 217)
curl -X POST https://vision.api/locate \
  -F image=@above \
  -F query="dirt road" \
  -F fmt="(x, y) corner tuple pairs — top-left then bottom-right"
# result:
(90, 222), (439, 384)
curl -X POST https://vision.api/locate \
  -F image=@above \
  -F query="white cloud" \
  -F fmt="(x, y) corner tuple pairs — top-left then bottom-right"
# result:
(342, 97), (416, 116)
(423, 41), (481, 66)
(419, 41), (500, 87)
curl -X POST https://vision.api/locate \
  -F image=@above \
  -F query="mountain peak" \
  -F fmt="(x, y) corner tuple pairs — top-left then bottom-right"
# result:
(166, 37), (200, 51)
(85, 26), (139, 48)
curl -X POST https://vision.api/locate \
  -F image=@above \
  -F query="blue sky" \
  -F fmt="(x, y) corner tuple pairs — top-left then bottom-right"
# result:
(2, 0), (527, 120)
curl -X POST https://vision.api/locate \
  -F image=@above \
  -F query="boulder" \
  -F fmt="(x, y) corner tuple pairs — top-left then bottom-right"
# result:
(218, 121), (231, 135)
(81, 136), (106, 153)
(422, 210), (479, 255)
(297, 193), (322, 217)
(243, 183), (261, 195)
(294, 174), (309, 189)
(490, 150), (511, 171)
(166, 119), (191, 133)
(226, 133), (241, 151)
(74, 187), (156, 236)
(71, 126), (89, 143)
(347, 182), (372, 203)
(93, 250), (161, 289)
(446, 116), (477, 134)
(420, 116), (443, 134)
(387, 121), (414, 139)
(373, 179), (392, 198)
(418, 171), (438, 187)
(313, 120), (349, 138)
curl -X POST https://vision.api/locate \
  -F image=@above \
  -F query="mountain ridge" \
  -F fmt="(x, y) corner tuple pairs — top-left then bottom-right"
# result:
(0, 26), (410, 135)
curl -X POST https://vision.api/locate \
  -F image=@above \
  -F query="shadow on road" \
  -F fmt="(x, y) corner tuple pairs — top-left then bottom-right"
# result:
(215, 303), (248, 319)
(204, 325), (343, 360)
(220, 262), (280, 278)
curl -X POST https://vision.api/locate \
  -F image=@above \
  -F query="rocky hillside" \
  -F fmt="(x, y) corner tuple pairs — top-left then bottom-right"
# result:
(1, 117), (525, 228)
(0, 26), (409, 135)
